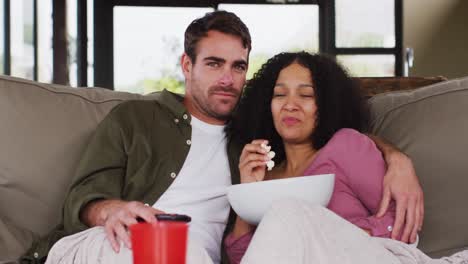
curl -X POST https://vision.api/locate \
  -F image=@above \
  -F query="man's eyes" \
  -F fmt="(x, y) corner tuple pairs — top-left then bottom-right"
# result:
(234, 64), (247, 72)
(206, 61), (246, 72)
(207, 62), (220, 67)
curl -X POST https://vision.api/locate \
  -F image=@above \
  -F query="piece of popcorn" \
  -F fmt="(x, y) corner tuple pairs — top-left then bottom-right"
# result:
(266, 160), (275, 171)
(260, 142), (275, 170)
(261, 142), (271, 152)
(267, 151), (276, 159)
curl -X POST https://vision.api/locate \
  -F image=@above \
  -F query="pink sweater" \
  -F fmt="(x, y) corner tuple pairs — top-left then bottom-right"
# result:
(224, 128), (396, 264)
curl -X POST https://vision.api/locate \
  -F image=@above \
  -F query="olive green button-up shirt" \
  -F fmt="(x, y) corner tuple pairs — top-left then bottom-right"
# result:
(22, 90), (241, 263)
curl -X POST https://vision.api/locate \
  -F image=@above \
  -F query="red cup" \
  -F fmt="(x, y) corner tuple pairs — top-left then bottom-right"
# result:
(130, 221), (188, 264)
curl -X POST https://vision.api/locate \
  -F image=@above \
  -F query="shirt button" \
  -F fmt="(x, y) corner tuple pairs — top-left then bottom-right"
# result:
(387, 225), (393, 232)
(34, 252), (39, 258)
(186, 139), (191, 145)
(174, 118), (179, 123)
(170, 172), (176, 178)
(183, 114), (188, 120)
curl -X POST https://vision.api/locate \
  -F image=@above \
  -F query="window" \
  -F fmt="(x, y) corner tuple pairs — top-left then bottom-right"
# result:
(337, 55), (395, 77)
(336, 0), (395, 48)
(67, 0), (77, 86)
(110, 3), (319, 94)
(0, 0), (4, 74)
(331, 0), (402, 77)
(0, 1), (402, 87)
(0, 0), (76, 84)
(11, 0), (34, 79)
(94, 1), (325, 93)
(87, 0), (93, 86)
(37, 0), (52, 83)
(113, 7), (211, 94)
(1, 0), (53, 82)
(220, 4), (319, 79)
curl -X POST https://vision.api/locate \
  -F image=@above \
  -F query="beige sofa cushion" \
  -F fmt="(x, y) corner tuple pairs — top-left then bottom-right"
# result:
(0, 75), (144, 238)
(0, 216), (37, 263)
(369, 77), (468, 257)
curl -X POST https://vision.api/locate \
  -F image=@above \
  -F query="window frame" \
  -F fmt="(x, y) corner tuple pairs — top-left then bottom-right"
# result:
(3, 0), (10, 75)
(320, 0), (403, 76)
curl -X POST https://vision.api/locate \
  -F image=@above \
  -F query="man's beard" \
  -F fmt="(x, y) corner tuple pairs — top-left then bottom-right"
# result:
(193, 85), (241, 121)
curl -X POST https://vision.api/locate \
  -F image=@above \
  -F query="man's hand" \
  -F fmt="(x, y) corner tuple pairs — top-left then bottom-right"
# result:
(80, 199), (165, 252)
(367, 134), (424, 244)
(376, 152), (424, 244)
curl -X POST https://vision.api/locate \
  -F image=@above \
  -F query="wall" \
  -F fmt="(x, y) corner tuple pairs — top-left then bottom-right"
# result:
(404, 0), (468, 79)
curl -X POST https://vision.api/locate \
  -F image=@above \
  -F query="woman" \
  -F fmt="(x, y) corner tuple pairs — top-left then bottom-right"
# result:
(224, 52), (467, 264)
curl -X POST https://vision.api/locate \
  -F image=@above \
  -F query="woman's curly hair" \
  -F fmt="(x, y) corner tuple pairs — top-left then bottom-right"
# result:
(227, 51), (369, 163)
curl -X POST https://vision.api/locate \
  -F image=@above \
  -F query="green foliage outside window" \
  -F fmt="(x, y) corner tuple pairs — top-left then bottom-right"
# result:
(130, 32), (388, 95)
(141, 76), (185, 95)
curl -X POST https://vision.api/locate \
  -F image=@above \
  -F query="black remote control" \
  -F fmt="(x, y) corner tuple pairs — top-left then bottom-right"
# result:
(156, 214), (191, 222)
(136, 214), (191, 223)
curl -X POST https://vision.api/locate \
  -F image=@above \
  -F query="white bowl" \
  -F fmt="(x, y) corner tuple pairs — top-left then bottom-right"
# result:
(227, 174), (335, 225)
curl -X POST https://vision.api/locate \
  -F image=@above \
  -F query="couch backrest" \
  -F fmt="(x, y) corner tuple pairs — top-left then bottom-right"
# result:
(0, 75), (146, 236)
(369, 76), (468, 257)
(355, 76), (447, 98)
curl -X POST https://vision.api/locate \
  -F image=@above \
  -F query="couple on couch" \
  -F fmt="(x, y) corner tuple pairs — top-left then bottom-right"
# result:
(24, 10), (466, 264)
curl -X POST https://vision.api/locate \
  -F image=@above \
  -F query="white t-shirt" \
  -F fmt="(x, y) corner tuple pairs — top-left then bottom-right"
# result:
(153, 115), (231, 263)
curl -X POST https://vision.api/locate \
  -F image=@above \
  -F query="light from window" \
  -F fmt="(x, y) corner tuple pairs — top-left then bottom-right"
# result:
(38, 0), (53, 83)
(11, 0), (34, 79)
(113, 6), (212, 94)
(337, 55), (395, 77)
(87, 0), (93, 87)
(0, 0), (4, 74)
(219, 4), (319, 80)
(68, 0), (77, 86)
(336, 0), (395, 48)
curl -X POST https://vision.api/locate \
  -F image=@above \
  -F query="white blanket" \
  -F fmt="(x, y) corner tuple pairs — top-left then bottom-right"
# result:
(45, 226), (213, 264)
(242, 199), (468, 264)
(378, 238), (468, 264)
(45, 204), (468, 264)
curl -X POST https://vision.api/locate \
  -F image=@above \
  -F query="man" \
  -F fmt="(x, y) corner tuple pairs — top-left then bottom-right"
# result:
(23, 10), (423, 264)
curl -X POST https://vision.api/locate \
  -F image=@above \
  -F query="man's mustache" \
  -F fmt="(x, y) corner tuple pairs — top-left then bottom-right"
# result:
(209, 86), (240, 97)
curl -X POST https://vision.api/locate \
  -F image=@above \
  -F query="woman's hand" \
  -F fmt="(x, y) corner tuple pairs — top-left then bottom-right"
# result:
(239, 139), (271, 184)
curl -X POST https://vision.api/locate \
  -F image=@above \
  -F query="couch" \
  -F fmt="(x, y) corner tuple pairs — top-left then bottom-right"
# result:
(0, 74), (467, 263)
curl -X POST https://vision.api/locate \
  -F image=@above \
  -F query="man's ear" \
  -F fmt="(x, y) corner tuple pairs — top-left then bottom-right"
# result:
(181, 53), (193, 79)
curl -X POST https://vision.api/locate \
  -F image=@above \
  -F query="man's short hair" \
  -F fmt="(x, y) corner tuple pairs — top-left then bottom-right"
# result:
(184, 10), (252, 63)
